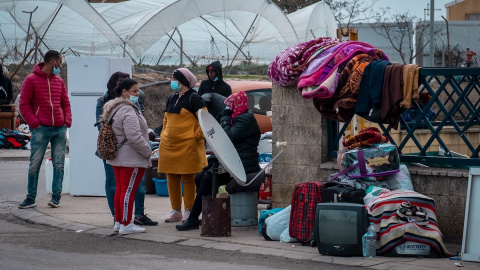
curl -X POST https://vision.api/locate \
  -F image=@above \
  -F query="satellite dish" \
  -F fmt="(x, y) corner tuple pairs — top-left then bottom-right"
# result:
(198, 109), (247, 185)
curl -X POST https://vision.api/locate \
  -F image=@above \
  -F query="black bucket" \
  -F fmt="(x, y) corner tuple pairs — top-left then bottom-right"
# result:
(201, 196), (231, 237)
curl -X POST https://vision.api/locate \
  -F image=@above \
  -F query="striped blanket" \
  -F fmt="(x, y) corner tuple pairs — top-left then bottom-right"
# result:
(367, 190), (450, 257)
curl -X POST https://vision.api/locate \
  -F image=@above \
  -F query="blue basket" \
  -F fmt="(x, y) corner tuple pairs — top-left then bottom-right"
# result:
(259, 152), (272, 163)
(152, 178), (183, 197)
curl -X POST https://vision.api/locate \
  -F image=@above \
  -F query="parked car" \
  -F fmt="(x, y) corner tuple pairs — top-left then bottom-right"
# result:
(195, 80), (272, 134)
(226, 80), (272, 134)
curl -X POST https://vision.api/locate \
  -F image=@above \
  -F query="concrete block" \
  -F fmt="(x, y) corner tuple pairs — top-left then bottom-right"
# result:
(273, 144), (296, 164)
(447, 171), (464, 177)
(414, 176), (450, 196)
(295, 145), (321, 166)
(273, 164), (309, 184)
(449, 177), (468, 196)
(417, 169), (432, 176)
(431, 170), (448, 176)
(433, 195), (466, 218)
(436, 215), (464, 244)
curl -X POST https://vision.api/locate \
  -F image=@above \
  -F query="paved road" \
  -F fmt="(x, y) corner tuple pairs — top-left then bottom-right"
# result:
(0, 160), (364, 269)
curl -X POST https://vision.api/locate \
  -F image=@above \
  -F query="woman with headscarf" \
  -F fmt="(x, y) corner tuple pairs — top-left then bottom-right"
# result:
(176, 91), (261, 231)
(100, 79), (152, 234)
(158, 68), (208, 223)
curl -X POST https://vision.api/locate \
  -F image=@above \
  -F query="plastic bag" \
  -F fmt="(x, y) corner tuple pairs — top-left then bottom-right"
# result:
(280, 227), (298, 243)
(363, 187), (389, 205)
(383, 164), (414, 191)
(266, 205), (291, 241)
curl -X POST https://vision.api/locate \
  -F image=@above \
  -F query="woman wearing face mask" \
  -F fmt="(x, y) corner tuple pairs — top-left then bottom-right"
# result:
(96, 72), (158, 227)
(158, 68), (207, 223)
(100, 79), (152, 234)
(176, 91), (262, 231)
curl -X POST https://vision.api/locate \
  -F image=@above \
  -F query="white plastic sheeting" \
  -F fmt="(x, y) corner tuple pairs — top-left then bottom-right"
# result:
(0, 0), (337, 65)
(288, 1), (337, 42)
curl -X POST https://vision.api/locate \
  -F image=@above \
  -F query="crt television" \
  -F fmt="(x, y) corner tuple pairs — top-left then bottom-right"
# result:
(314, 202), (368, 256)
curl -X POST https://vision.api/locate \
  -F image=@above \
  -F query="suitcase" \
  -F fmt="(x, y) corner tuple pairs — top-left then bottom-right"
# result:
(289, 182), (324, 243)
(321, 184), (365, 204)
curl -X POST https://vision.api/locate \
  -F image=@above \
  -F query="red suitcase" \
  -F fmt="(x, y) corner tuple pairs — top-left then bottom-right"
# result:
(289, 182), (324, 243)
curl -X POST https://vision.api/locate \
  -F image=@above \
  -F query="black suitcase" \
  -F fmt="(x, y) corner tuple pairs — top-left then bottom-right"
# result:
(321, 183), (365, 204)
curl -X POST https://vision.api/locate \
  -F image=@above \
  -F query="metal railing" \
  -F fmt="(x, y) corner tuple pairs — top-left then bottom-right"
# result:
(328, 67), (480, 167)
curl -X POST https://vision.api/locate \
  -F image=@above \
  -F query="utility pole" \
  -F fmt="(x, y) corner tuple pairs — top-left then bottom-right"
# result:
(22, 6), (38, 58)
(429, 0), (435, 67)
(441, 15), (450, 67)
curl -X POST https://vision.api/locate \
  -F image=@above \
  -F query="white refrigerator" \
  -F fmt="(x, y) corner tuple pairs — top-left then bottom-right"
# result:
(67, 57), (132, 196)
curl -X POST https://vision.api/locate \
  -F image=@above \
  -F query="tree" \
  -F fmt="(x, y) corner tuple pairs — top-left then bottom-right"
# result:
(435, 44), (465, 67)
(275, 0), (318, 14)
(323, 0), (379, 29)
(371, 10), (437, 65)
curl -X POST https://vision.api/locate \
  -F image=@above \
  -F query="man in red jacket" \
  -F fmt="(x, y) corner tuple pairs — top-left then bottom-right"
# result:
(18, 50), (72, 209)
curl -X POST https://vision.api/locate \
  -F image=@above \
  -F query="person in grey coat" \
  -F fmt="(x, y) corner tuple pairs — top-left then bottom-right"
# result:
(100, 79), (151, 235)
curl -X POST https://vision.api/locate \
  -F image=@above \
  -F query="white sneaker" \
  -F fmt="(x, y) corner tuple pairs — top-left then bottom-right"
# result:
(119, 222), (146, 235)
(183, 210), (191, 222)
(114, 222), (120, 232)
(165, 210), (183, 223)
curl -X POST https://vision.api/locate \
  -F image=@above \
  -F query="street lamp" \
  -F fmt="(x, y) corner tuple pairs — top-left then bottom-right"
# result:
(22, 6), (38, 58)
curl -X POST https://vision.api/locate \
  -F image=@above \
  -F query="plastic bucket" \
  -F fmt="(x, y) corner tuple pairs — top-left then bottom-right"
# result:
(230, 192), (258, 226)
(152, 178), (183, 197)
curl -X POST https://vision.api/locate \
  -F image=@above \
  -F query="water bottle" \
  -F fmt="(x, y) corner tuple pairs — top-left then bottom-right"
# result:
(362, 222), (377, 257)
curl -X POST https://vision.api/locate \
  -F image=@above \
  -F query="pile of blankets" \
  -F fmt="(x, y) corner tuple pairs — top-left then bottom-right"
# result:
(268, 37), (420, 128)
(367, 190), (450, 257)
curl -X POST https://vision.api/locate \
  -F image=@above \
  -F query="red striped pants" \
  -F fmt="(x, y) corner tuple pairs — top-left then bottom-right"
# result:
(113, 166), (145, 225)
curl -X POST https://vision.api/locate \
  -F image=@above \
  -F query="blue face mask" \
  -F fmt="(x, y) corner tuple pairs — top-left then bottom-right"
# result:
(213, 77), (218, 82)
(170, 81), (181, 92)
(129, 95), (139, 103)
(53, 66), (61, 75)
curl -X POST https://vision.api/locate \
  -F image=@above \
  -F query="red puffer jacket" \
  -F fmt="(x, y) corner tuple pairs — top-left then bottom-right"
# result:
(19, 63), (72, 129)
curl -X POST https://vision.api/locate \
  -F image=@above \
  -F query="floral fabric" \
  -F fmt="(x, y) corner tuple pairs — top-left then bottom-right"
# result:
(224, 91), (248, 125)
(268, 37), (341, 87)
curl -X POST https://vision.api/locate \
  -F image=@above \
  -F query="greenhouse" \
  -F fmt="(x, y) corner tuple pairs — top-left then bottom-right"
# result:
(0, 0), (337, 66)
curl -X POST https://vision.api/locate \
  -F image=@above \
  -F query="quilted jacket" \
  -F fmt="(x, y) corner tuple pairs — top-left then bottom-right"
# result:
(102, 98), (152, 168)
(19, 63), (72, 129)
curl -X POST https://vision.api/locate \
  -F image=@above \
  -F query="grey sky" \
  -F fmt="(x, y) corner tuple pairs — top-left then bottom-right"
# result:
(376, 0), (452, 21)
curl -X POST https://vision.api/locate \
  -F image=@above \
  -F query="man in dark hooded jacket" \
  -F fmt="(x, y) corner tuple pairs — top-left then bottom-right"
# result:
(197, 61), (232, 97)
(0, 63), (13, 106)
(201, 93), (226, 122)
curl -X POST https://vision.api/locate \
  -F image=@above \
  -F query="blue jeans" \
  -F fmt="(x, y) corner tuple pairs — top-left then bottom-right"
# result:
(103, 160), (145, 218)
(27, 125), (67, 200)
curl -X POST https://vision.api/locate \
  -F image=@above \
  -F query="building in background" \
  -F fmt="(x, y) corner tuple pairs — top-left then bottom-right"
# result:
(446, 0), (480, 21)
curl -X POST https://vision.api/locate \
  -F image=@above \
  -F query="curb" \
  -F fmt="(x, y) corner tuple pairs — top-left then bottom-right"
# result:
(9, 206), (456, 270)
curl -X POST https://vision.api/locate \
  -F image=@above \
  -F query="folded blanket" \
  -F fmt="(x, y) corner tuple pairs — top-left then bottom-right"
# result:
(298, 41), (387, 99)
(342, 127), (388, 149)
(268, 37), (341, 87)
(367, 190), (450, 257)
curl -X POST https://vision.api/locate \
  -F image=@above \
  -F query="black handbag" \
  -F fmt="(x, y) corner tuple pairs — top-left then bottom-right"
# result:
(321, 182), (365, 204)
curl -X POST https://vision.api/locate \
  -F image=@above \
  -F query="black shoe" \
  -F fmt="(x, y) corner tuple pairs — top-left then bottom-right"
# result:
(18, 198), (36, 209)
(48, 194), (61, 208)
(176, 218), (200, 231)
(134, 214), (158, 226)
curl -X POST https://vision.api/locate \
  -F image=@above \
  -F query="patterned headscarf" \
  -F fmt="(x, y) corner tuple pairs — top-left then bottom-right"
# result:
(224, 91), (248, 125)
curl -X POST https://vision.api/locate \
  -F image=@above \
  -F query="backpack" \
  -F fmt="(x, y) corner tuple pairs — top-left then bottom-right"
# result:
(94, 107), (127, 160)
